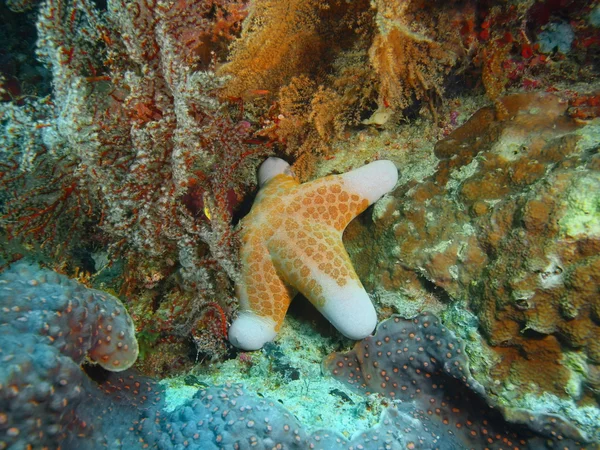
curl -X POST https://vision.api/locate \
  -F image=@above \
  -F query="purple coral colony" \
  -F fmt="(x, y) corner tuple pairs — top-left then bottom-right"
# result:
(1, 0), (599, 448)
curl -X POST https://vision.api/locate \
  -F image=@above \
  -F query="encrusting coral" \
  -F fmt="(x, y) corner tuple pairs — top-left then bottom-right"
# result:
(348, 90), (600, 433)
(229, 157), (398, 350)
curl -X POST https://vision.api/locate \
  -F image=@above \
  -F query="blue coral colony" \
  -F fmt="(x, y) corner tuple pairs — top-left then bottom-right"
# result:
(1, 0), (600, 449)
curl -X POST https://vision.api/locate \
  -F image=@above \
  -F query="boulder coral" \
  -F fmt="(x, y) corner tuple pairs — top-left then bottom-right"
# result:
(353, 92), (600, 406)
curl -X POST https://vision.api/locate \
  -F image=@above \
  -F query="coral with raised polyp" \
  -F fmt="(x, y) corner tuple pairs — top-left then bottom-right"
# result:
(0, 262), (138, 448)
(325, 312), (590, 448)
(1, 265), (592, 449)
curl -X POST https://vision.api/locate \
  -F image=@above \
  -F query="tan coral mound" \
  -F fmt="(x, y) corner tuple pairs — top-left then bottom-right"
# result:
(358, 91), (600, 400)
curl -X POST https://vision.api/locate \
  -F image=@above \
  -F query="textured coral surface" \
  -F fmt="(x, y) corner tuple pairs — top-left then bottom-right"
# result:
(0, 262), (139, 448)
(4, 264), (595, 449)
(325, 312), (590, 448)
(0, 264), (478, 448)
(352, 91), (600, 409)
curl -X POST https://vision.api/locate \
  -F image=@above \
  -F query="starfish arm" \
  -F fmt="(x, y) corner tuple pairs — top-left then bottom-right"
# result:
(290, 177), (370, 231)
(269, 220), (377, 340)
(229, 236), (295, 350)
(290, 160), (398, 231)
(339, 159), (398, 205)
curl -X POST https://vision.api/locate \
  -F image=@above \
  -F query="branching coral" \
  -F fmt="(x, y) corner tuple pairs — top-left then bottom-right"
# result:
(0, 0), (268, 359)
(218, 0), (374, 179)
(368, 0), (462, 112)
(218, 0), (326, 98)
(218, 0), (600, 178)
(218, 0), (467, 178)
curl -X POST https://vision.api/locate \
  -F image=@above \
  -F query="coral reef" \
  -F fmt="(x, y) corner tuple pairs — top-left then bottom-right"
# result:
(368, 0), (462, 112)
(218, 0), (466, 176)
(324, 312), (592, 447)
(350, 91), (600, 424)
(2, 264), (594, 449)
(2, 0), (599, 366)
(1, 1), (600, 442)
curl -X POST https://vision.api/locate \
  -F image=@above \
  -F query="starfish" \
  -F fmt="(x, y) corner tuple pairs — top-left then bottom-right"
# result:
(229, 157), (398, 350)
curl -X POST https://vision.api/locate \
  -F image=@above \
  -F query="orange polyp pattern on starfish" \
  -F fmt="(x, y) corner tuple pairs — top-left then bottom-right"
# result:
(291, 180), (370, 231)
(229, 158), (398, 350)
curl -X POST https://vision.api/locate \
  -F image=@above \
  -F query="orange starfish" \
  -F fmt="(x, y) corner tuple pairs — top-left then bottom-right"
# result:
(229, 158), (398, 350)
